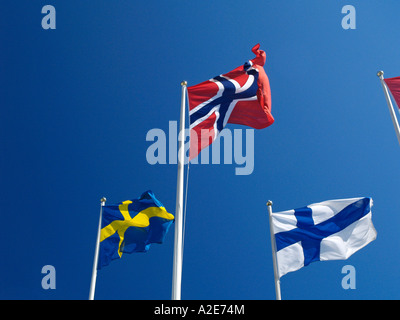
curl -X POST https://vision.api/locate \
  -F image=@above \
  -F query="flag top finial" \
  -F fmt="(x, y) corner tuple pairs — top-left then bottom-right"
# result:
(377, 70), (384, 77)
(181, 80), (187, 86)
(267, 200), (273, 206)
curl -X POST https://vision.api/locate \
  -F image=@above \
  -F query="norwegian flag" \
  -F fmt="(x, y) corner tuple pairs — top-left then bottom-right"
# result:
(187, 44), (274, 160)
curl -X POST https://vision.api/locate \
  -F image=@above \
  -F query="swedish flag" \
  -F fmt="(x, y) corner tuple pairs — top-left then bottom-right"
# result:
(98, 190), (174, 269)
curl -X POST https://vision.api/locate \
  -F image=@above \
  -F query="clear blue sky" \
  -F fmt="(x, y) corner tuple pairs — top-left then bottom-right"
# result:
(1, 1), (400, 300)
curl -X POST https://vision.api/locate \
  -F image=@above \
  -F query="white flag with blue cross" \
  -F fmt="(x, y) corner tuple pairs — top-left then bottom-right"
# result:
(272, 197), (377, 278)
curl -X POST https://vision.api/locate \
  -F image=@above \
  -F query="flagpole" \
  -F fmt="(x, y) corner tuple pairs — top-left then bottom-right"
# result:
(89, 197), (106, 300)
(377, 70), (400, 146)
(171, 81), (187, 300)
(267, 200), (281, 300)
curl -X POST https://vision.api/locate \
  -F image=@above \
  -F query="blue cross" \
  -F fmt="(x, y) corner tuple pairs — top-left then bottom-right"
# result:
(189, 67), (259, 133)
(274, 198), (371, 266)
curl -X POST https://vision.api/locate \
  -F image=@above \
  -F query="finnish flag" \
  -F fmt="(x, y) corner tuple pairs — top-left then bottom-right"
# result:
(272, 197), (377, 278)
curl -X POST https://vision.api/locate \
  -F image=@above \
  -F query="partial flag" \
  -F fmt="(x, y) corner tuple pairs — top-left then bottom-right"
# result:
(384, 76), (400, 109)
(187, 44), (274, 160)
(98, 190), (174, 269)
(377, 71), (400, 145)
(271, 197), (377, 278)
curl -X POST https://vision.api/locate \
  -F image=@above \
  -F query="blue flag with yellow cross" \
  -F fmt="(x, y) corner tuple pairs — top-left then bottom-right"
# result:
(98, 190), (174, 269)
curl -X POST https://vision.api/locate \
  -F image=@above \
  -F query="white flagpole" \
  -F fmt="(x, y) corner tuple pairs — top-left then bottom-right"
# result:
(89, 197), (106, 300)
(266, 200), (281, 300)
(171, 81), (187, 300)
(377, 70), (400, 146)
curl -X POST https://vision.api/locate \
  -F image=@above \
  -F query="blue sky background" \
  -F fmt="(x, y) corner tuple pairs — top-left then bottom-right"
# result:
(1, 1), (400, 300)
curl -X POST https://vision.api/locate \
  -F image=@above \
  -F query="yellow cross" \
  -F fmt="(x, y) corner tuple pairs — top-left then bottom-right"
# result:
(100, 200), (174, 257)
